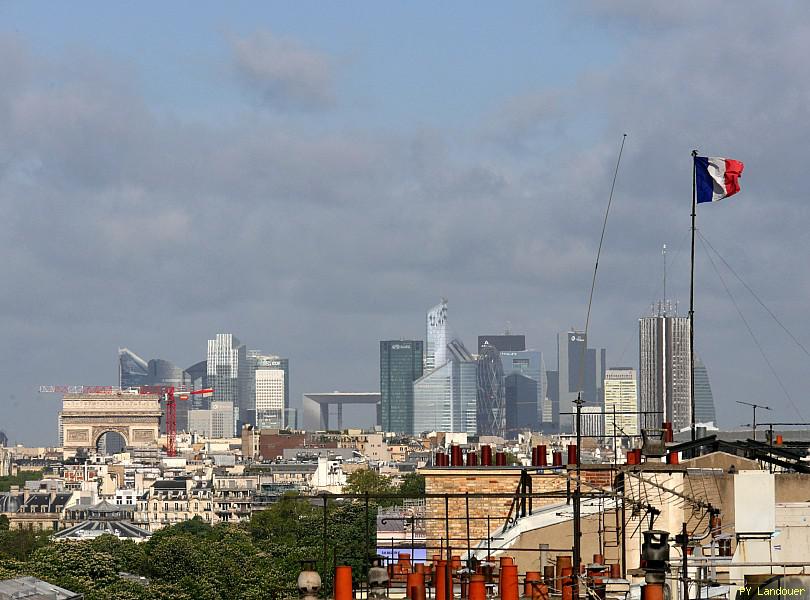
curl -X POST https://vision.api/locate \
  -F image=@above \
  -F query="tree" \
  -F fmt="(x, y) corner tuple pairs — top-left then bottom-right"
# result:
(398, 472), (425, 498)
(343, 469), (396, 497)
(0, 514), (9, 530)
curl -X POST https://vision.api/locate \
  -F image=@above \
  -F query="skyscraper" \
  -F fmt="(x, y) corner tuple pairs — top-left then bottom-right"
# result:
(556, 331), (606, 432)
(639, 304), (691, 431)
(118, 348), (149, 388)
(425, 299), (448, 372)
(693, 354), (717, 425)
(413, 338), (477, 435)
(249, 354), (289, 429)
(500, 349), (546, 435)
(476, 343), (505, 437)
(207, 334), (248, 426)
(380, 340), (424, 434)
(477, 335), (526, 353)
(604, 367), (639, 445)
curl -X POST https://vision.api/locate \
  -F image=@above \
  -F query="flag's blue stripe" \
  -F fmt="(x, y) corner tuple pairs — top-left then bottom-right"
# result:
(694, 156), (714, 203)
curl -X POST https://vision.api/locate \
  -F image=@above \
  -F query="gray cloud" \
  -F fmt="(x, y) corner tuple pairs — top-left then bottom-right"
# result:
(230, 30), (336, 111)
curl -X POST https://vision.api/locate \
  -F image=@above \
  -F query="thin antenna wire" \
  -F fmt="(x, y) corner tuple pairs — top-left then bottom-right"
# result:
(699, 232), (810, 359)
(582, 134), (628, 353)
(698, 233), (804, 420)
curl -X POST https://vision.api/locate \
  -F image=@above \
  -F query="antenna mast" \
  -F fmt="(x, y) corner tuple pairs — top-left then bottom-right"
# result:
(662, 244), (667, 315)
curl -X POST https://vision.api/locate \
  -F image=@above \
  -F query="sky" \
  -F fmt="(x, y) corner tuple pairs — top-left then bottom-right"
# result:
(2, 2), (810, 444)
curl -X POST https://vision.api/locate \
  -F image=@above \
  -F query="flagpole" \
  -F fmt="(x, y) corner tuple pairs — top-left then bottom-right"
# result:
(689, 149), (697, 442)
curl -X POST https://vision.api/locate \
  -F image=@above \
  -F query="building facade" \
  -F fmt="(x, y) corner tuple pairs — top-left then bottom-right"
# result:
(118, 348), (149, 389)
(477, 335), (526, 353)
(425, 299), (448, 372)
(639, 308), (691, 431)
(604, 368), (639, 444)
(380, 340), (424, 434)
(413, 339), (477, 435)
(248, 353), (289, 429)
(694, 354), (717, 425)
(476, 344), (505, 437)
(187, 401), (236, 438)
(207, 334), (248, 426)
(501, 349), (546, 434)
(557, 331), (606, 433)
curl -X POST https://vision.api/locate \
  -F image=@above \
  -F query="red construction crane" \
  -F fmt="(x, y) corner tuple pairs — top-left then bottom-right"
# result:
(138, 386), (213, 457)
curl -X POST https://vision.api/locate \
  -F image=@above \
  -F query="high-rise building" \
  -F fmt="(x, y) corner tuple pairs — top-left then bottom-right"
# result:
(188, 401), (236, 438)
(118, 348), (149, 389)
(639, 304), (691, 431)
(207, 334), (248, 427)
(380, 340), (424, 434)
(557, 331), (606, 432)
(604, 368), (639, 445)
(693, 354), (717, 425)
(476, 344), (505, 437)
(247, 353), (290, 429)
(580, 406), (604, 438)
(477, 335), (526, 353)
(425, 299), (448, 372)
(500, 349), (546, 434)
(413, 338), (477, 435)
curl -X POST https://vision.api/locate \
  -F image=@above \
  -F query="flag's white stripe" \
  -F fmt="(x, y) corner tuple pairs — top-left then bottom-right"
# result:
(706, 157), (727, 201)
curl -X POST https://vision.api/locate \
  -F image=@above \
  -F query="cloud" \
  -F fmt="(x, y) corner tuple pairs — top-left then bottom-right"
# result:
(230, 30), (336, 111)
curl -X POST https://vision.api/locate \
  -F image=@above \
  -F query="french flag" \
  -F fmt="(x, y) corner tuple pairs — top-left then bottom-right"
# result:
(695, 156), (744, 204)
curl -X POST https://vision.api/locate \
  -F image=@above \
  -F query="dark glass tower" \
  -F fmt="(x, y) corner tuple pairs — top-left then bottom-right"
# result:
(380, 340), (424, 433)
(118, 348), (149, 388)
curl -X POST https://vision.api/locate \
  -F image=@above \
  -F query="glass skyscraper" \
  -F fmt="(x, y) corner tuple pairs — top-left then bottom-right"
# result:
(425, 299), (448, 372)
(693, 354), (717, 425)
(207, 334), (248, 427)
(380, 340), (424, 434)
(476, 344), (505, 437)
(501, 349), (546, 434)
(413, 338), (477, 435)
(557, 331), (606, 432)
(118, 348), (149, 389)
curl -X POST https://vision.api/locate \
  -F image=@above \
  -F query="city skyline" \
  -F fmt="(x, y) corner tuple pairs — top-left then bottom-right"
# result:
(6, 3), (810, 444)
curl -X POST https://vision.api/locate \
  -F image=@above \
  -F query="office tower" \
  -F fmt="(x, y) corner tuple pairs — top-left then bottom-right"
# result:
(604, 368), (639, 445)
(413, 338), (477, 435)
(693, 354), (717, 425)
(188, 401), (236, 438)
(207, 334), (248, 426)
(248, 354), (290, 429)
(477, 334), (526, 353)
(118, 348), (149, 388)
(476, 344), (505, 436)
(639, 303), (691, 431)
(557, 331), (606, 432)
(425, 299), (448, 371)
(500, 349), (546, 435)
(580, 406), (604, 438)
(546, 370), (560, 430)
(380, 340), (424, 433)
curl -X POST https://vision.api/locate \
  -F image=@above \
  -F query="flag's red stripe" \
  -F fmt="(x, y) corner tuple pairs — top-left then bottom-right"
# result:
(723, 159), (744, 198)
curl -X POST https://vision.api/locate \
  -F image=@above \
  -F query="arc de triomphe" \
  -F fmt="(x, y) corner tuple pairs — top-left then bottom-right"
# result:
(61, 391), (162, 450)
